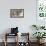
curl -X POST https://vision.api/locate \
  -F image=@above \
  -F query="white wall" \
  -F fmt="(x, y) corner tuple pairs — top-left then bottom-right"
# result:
(0, 0), (36, 42)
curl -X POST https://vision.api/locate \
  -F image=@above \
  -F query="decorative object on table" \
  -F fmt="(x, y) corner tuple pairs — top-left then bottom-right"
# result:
(11, 27), (18, 34)
(10, 9), (24, 18)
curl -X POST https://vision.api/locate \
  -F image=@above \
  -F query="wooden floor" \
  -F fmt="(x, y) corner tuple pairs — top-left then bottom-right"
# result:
(0, 42), (46, 46)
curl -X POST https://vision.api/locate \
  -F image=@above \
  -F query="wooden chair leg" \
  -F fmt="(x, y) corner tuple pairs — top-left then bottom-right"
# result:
(4, 33), (7, 46)
(15, 34), (18, 46)
(4, 41), (7, 46)
(16, 34), (18, 46)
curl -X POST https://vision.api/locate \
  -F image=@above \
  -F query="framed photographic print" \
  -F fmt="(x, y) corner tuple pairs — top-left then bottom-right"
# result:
(37, 0), (46, 18)
(36, 0), (46, 26)
(10, 9), (24, 18)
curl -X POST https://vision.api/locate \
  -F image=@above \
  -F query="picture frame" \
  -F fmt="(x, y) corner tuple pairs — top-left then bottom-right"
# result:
(37, 0), (46, 18)
(36, 0), (46, 26)
(10, 9), (24, 18)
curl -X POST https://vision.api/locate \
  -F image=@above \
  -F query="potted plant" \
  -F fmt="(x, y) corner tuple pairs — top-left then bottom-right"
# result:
(33, 32), (46, 43)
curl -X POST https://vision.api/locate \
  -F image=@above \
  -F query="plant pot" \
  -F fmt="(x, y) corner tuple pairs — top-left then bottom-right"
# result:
(37, 39), (44, 44)
(37, 39), (40, 43)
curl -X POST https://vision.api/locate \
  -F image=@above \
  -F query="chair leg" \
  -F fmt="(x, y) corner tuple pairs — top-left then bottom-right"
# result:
(4, 41), (7, 46)
(4, 33), (7, 46)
